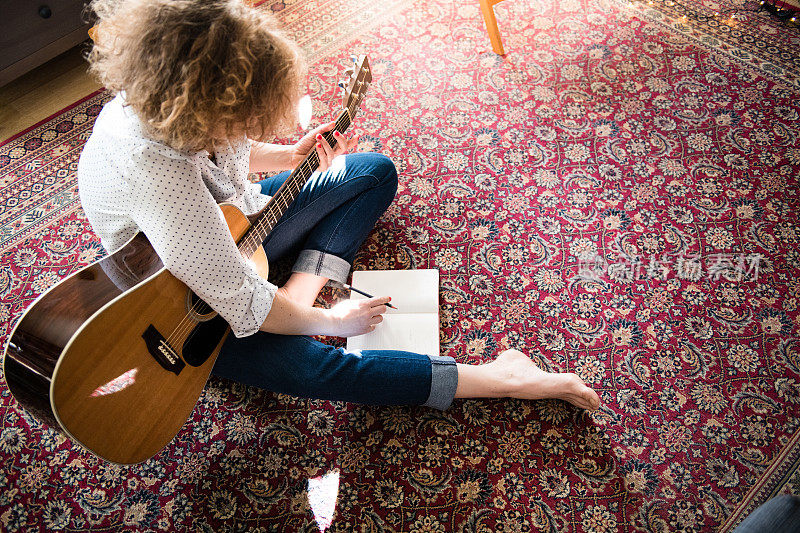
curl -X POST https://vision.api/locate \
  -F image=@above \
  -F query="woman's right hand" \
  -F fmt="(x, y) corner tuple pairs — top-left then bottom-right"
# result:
(326, 296), (391, 337)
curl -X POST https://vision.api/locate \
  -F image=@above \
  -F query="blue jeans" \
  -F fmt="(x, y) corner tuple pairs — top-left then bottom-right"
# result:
(733, 495), (800, 533)
(212, 153), (458, 410)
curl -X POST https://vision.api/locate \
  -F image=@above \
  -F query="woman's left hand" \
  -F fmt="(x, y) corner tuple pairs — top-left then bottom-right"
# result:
(291, 121), (358, 171)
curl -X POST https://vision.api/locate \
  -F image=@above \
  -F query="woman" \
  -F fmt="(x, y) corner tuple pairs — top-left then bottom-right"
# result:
(78, 0), (600, 413)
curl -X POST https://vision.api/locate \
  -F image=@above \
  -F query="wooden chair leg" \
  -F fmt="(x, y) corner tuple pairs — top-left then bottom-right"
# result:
(478, 0), (505, 55)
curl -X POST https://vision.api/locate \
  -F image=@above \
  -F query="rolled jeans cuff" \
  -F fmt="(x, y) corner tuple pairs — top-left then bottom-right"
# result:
(293, 249), (351, 286)
(423, 355), (458, 410)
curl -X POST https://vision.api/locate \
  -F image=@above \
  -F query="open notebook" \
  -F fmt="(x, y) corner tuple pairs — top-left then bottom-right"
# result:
(345, 269), (440, 356)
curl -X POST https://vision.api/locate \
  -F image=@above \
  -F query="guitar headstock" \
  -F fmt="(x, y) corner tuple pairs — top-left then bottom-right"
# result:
(339, 55), (371, 113)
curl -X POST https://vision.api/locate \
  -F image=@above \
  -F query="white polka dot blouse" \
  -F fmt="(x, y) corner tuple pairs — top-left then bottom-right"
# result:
(77, 94), (276, 338)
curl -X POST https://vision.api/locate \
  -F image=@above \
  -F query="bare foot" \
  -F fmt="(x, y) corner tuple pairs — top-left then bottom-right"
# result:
(488, 349), (601, 411)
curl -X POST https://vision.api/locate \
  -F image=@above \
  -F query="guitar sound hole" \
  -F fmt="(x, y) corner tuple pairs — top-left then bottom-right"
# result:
(186, 291), (217, 322)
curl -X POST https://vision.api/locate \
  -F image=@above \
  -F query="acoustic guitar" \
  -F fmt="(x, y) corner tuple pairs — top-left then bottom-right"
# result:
(3, 56), (372, 465)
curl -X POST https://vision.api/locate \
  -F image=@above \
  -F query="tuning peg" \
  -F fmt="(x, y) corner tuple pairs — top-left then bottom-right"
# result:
(350, 55), (359, 65)
(337, 80), (348, 93)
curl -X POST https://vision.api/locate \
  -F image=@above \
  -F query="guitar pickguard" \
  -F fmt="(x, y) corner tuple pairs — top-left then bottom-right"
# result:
(183, 314), (230, 367)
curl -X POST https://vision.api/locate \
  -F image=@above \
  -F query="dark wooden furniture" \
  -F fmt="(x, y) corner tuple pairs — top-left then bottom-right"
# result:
(0, 1), (92, 87)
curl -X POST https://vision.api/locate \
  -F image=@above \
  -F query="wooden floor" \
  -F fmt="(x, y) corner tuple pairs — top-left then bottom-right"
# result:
(0, 44), (102, 143)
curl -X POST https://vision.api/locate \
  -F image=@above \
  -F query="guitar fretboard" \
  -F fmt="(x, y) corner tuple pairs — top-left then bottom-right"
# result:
(237, 81), (368, 258)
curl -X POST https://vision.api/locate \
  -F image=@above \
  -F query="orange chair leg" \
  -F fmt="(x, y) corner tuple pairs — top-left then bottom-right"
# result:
(479, 0), (505, 55)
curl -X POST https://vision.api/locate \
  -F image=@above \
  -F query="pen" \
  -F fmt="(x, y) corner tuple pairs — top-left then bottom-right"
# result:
(343, 284), (398, 309)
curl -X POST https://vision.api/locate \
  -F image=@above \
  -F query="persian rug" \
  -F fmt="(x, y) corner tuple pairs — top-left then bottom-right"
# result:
(612, 0), (800, 86)
(2, 0), (800, 531)
(718, 429), (800, 531)
(250, 0), (408, 62)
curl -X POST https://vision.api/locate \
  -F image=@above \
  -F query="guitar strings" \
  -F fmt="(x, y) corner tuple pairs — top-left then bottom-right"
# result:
(163, 83), (369, 351)
(238, 81), (369, 255)
(164, 108), (353, 348)
(167, 82), (369, 343)
(237, 112), (348, 254)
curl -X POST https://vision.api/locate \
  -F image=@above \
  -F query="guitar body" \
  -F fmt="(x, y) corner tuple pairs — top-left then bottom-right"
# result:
(4, 55), (372, 464)
(3, 203), (266, 464)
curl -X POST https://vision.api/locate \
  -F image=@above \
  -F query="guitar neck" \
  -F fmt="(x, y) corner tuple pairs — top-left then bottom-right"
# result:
(238, 107), (353, 258)
(236, 55), (372, 258)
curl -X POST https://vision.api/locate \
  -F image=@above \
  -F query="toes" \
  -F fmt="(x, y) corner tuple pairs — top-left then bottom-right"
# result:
(572, 396), (593, 410)
(581, 389), (601, 410)
(564, 374), (600, 409)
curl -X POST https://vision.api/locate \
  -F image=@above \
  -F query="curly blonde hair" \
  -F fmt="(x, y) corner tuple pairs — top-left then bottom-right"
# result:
(88, 0), (305, 151)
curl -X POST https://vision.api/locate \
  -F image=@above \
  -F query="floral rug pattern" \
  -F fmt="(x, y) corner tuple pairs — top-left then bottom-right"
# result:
(616, 0), (800, 87)
(2, 0), (800, 531)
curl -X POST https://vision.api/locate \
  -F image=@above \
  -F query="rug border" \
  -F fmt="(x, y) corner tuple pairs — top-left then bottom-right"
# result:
(718, 429), (800, 531)
(0, 90), (113, 250)
(0, 89), (107, 148)
(606, 0), (800, 90)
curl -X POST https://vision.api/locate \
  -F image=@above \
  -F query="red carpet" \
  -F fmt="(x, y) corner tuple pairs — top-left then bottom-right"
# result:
(1, 0), (800, 530)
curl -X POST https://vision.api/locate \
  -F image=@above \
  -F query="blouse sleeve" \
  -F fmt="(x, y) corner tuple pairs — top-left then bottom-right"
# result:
(126, 145), (277, 338)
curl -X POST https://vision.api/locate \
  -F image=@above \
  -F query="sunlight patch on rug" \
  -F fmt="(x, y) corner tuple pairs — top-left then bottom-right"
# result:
(307, 469), (340, 531)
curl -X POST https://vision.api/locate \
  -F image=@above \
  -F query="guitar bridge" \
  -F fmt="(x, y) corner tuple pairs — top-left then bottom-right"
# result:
(142, 325), (185, 375)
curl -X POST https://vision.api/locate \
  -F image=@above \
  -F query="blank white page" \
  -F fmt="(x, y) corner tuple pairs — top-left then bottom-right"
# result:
(346, 269), (440, 356)
(348, 269), (439, 314)
(347, 314), (440, 355)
